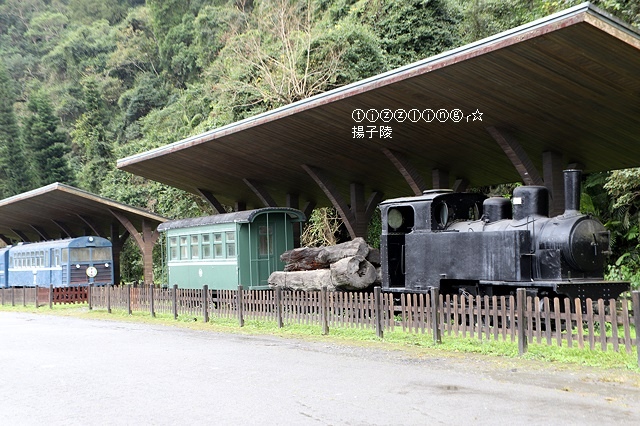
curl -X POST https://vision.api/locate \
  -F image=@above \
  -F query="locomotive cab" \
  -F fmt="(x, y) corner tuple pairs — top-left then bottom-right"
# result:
(380, 191), (486, 290)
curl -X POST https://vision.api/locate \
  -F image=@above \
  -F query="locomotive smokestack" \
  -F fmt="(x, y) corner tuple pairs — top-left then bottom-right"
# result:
(563, 169), (581, 215)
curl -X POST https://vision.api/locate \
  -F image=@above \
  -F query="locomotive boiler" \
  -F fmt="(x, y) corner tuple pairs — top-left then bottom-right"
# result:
(379, 170), (629, 301)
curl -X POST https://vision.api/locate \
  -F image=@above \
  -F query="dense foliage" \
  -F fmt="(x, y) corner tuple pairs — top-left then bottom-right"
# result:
(1, 0), (638, 284)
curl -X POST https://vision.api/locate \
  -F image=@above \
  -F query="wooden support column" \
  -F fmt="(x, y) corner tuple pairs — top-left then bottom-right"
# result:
(302, 201), (316, 219)
(286, 193), (301, 248)
(244, 179), (277, 207)
(110, 210), (159, 285)
(302, 165), (382, 239)
(453, 178), (469, 193)
(543, 151), (565, 216)
(196, 188), (226, 214)
(351, 183), (368, 238)
(110, 222), (129, 285)
(0, 234), (12, 245)
(487, 127), (543, 186)
(431, 169), (449, 189)
(381, 148), (426, 195)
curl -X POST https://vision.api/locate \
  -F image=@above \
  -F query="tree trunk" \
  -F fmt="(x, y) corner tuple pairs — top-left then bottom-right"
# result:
(268, 269), (334, 291)
(281, 237), (369, 271)
(330, 255), (376, 290)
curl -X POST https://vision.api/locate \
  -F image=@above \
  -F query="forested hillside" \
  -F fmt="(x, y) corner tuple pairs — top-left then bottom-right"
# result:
(1, 0), (639, 284)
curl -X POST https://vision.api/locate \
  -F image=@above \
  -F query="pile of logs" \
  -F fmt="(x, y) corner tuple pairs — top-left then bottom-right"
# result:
(268, 237), (381, 291)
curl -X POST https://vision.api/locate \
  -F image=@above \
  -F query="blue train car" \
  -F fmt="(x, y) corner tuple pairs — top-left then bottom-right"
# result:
(7, 236), (114, 288)
(0, 247), (9, 288)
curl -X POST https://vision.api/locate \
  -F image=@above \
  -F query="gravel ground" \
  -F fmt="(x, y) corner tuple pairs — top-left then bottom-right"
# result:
(1, 311), (639, 425)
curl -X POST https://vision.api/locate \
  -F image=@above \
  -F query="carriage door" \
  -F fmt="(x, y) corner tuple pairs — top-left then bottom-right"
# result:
(257, 223), (275, 286)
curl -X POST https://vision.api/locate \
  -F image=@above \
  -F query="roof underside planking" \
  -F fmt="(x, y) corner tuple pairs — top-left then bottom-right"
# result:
(0, 183), (166, 244)
(0, 183), (167, 284)
(117, 3), (640, 212)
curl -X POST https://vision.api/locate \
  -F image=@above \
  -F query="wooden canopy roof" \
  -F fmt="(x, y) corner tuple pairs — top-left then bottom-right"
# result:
(118, 3), (640, 213)
(0, 183), (166, 244)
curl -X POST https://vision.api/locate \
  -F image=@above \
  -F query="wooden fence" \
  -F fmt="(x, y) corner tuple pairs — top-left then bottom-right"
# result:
(3, 284), (640, 365)
(0, 285), (87, 307)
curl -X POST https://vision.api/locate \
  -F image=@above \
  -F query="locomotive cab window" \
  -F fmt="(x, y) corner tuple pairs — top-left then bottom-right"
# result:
(386, 206), (415, 233)
(434, 202), (450, 228)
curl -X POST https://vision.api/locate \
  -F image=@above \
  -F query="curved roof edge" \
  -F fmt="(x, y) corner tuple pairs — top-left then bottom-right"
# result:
(0, 182), (168, 223)
(117, 2), (639, 170)
(157, 207), (306, 231)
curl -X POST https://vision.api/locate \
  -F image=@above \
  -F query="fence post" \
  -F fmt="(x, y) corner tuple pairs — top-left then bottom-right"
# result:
(149, 284), (155, 318)
(88, 284), (93, 310)
(35, 285), (39, 308)
(237, 285), (244, 327)
(632, 291), (640, 368)
(430, 287), (442, 344)
(203, 285), (209, 323)
(49, 285), (53, 309)
(517, 288), (528, 355)
(321, 286), (329, 335)
(275, 286), (283, 328)
(127, 284), (132, 315)
(374, 286), (384, 339)
(173, 284), (178, 320)
(12, 286), (15, 306)
(107, 285), (111, 314)
(1, 288), (4, 306)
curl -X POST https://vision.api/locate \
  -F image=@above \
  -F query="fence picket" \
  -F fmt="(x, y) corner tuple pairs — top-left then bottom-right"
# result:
(598, 298), (607, 351)
(564, 298), (572, 348)
(610, 299), (619, 352)
(575, 298), (584, 349)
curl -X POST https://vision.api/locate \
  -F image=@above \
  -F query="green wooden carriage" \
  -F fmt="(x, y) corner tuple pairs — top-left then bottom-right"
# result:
(158, 208), (306, 289)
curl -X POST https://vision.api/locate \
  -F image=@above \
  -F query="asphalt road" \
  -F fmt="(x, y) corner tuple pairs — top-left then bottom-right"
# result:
(1, 312), (640, 425)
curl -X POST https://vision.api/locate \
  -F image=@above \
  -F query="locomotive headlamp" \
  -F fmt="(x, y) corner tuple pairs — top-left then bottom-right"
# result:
(437, 203), (449, 226)
(105, 263), (110, 268)
(388, 208), (404, 230)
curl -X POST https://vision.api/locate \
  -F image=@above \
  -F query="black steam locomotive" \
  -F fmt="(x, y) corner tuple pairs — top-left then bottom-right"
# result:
(379, 170), (629, 301)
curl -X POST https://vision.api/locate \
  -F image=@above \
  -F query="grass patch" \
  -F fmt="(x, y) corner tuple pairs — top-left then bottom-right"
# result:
(2, 303), (639, 372)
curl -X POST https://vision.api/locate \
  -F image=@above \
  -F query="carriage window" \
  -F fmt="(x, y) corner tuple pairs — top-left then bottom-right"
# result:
(53, 250), (60, 267)
(169, 237), (178, 260)
(70, 248), (91, 262)
(93, 248), (111, 261)
(61, 249), (68, 263)
(259, 226), (273, 257)
(213, 233), (223, 257)
(191, 235), (200, 259)
(180, 236), (188, 260)
(202, 234), (212, 259)
(226, 231), (236, 258)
